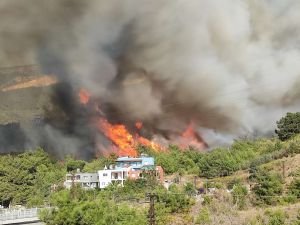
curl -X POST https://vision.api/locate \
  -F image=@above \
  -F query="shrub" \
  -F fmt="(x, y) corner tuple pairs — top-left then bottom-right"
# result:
(265, 209), (287, 225)
(252, 170), (283, 205)
(291, 210), (300, 225)
(227, 178), (242, 190)
(288, 179), (300, 199)
(195, 207), (211, 224)
(202, 196), (213, 206)
(184, 182), (196, 196)
(232, 184), (248, 209)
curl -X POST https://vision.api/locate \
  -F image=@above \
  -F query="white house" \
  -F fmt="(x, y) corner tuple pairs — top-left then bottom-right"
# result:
(64, 171), (99, 189)
(98, 166), (129, 189)
(63, 155), (164, 190)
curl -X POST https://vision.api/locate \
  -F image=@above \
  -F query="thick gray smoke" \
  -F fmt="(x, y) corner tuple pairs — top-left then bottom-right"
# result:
(1, 0), (300, 155)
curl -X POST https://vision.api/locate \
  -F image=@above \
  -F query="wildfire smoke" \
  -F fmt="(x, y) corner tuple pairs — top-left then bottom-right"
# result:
(1, 0), (300, 157)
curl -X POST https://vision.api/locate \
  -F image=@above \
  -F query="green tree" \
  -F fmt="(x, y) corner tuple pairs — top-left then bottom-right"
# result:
(156, 185), (193, 213)
(275, 112), (300, 141)
(252, 170), (283, 205)
(66, 158), (86, 172)
(41, 189), (148, 225)
(0, 148), (64, 207)
(83, 155), (116, 172)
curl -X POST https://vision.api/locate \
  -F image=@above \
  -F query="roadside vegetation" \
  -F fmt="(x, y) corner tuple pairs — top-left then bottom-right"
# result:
(0, 112), (300, 224)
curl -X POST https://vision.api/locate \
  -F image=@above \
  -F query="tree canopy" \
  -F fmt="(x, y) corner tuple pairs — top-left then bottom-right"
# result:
(0, 148), (65, 207)
(276, 112), (300, 141)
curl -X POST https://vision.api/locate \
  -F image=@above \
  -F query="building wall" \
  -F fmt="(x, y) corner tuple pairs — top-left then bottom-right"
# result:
(98, 170), (112, 189)
(63, 157), (164, 190)
(64, 172), (99, 189)
(155, 166), (164, 183)
(98, 169), (128, 189)
(128, 170), (141, 179)
(116, 156), (154, 169)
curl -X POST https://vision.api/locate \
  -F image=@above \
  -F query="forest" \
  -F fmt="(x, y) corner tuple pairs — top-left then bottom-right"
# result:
(1, 113), (300, 224)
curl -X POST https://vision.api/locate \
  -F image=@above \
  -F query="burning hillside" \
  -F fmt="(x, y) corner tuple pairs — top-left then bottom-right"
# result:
(76, 88), (203, 157)
(1, 0), (300, 157)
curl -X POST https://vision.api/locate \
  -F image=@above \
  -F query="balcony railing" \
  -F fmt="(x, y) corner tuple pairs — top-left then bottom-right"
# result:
(0, 208), (41, 222)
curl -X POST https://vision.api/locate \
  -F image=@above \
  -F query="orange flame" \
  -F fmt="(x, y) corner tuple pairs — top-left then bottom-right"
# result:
(135, 121), (143, 130)
(137, 136), (162, 152)
(182, 123), (196, 139)
(77, 88), (164, 156)
(78, 88), (90, 105)
(97, 118), (137, 157)
(97, 118), (163, 156)
(180, 122), (207, 149)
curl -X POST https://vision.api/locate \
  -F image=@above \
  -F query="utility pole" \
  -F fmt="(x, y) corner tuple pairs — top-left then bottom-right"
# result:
(147, 193), (157, 225)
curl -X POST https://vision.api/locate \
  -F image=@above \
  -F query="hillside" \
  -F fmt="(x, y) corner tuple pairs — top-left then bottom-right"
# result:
(0, 66), (54, 124)
(0, 66), (56, 152)
(0, 135), (300, 224)
(0, 86), (52, 124)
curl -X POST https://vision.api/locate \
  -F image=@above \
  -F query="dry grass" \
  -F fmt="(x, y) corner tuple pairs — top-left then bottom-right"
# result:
(1, 75), (57, 92)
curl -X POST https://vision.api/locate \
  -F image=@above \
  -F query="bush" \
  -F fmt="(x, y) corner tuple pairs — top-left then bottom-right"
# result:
(291, 210), (300, 225)
(184, 182), (196, 196)
(195, 207), (211, 224)
(265, 209), (287, 225)
(156, 185), (193, 213)
(227, 178), (242, 190)
(286, 140), (300, 155)
(202, 196), (213, 206)
(155, 146), (200, 175)
(288, 179), (300, 199)
(252, 170), (283, 205)
(232, 184), (248, 209)
(41, 190), (147, 225)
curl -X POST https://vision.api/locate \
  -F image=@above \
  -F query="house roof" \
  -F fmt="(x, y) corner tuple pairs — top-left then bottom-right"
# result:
(116, 157), (143, 162)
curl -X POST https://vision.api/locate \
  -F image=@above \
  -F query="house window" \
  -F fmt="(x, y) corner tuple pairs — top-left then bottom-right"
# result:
(103, 173), (108, 177)
(102, 182), (106, 186)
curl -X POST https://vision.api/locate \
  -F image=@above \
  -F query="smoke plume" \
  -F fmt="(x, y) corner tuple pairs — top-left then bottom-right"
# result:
(1, 0), (300, 156)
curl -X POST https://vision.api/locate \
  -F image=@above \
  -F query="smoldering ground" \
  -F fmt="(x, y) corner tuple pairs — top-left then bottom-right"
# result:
(1, 0), (300, 157)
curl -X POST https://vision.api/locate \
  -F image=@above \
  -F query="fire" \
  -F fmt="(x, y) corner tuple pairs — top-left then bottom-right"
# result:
(135, 121), (143, 130)
(182, 122), (197, 139)
(180, 122), (207, 149)
(97, 118), (163, 156)
(137, 136), (162, 152)
(97, 118), (137, 157)
(78, 88), (90, 105)
(76, 88), (205, 157)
